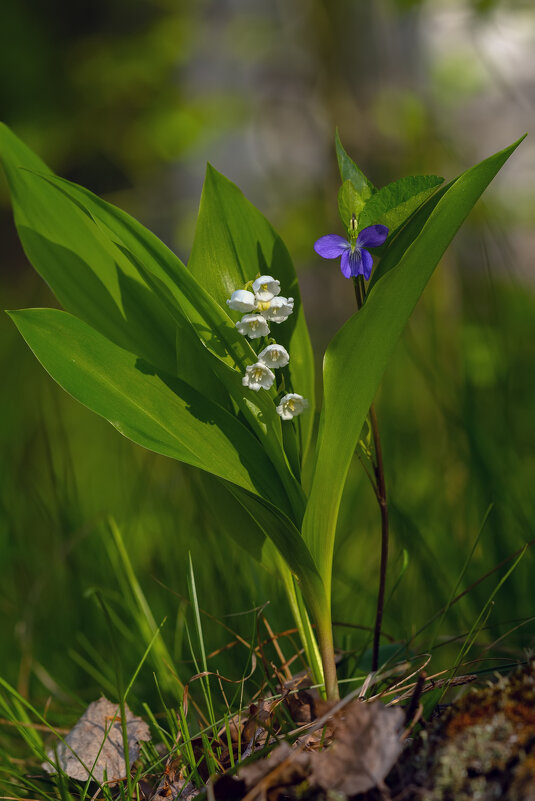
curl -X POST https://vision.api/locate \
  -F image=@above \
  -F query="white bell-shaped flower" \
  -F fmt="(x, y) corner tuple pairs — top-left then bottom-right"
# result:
(235, 314), (270, 339)
(252, 275), (281, 302)
(261, 296), (294, 323)
(242, 362), (276, 391)
(226, 289), (256, 313)
(258, 344), (289, 369)
(276, 393), (308, 420)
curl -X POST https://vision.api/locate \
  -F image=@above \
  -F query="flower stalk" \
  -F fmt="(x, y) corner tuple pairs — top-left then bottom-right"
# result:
(369, 404), (389, 672)
(353, 274), (390, 674)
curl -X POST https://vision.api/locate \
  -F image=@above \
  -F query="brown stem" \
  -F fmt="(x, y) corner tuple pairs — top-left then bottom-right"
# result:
(352, 276), (390, 673)
(370, 405), (389, 672)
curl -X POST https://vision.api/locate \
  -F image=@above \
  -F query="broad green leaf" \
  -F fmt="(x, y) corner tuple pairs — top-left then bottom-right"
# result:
(8, 308), (294, 516)
(0, 124), (179, 379)
(369, 181), (451, 289)
(32, 174), (252, 375)
(41, 171), (280, 437)
(303, 136), (525, 593)
(337, 180), (367, 231)
(25, 165), (302, 508)
(359, 174), (444, 233)
(11, 304), (317, 598)
(335, 129), (375, 197)
(0, 126), (303, 514)
(188, 165), (316, 461)
(114, 242), (306, 516)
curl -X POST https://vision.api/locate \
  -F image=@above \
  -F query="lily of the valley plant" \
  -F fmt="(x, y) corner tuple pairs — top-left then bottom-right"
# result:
(1, 123), (524, 699)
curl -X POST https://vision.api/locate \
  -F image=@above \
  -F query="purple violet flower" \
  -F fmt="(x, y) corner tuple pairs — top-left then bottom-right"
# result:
(314, 225), (389, 280)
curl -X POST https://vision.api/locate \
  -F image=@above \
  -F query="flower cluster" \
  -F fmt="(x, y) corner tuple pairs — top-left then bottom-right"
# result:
(227, 275), (294, 338)
(227, 275), (308, 421)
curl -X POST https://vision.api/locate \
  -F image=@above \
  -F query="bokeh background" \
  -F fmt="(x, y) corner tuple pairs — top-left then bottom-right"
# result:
(1, 0), (534, 716)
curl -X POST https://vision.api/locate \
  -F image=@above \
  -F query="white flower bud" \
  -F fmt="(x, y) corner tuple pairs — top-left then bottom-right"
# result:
(235, 314), (270, 339)
(252, 275), (281, 302)
(276, 393), (308, 421)
(226, 289), (256, 313)
(257, 344), (289, 369)
(242, 362), (276, 391)
(261, 296), (294, 323)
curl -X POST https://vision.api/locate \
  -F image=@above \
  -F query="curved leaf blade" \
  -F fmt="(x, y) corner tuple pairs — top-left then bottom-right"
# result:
(0, 126), (303, 513)
(303, 136), (525, 591)
(338, 180), (367, 230)
(225, 485), (325, 605)
(359, 174), (444, 233)
(188, 165), (315, 461)
(335, 130), (375, 196)
(27, 165), (298, 479)
(8, 308), (292, 514)
(0, 124), (179, 378)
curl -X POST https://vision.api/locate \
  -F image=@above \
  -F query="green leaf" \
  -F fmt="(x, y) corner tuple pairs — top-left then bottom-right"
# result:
(199, 476), (273, 567)
(188, 164), (315, 462)
(335, 129), (375, 197)
(225, 485), (325, 606)
(12, 302), (318, 601)
(303, 135), (525, 592)
(8, 308), (293, 516)
(27, 164), (302, 504)
(117, 243), (306, 518)
(37, 170), (268, 405)
(337, 180), (367, 231)
(0, 123), (179, 379)
(359, 174), (444, 233)
(369, 182), (450, 290)
(0, 126), (304, 513)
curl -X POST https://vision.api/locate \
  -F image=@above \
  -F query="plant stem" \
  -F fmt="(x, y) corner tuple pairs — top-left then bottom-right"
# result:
(316, 611), (340, 700)
(277, 554), (325, 694)
(369, 404), (388, 672)
(352, 275), (390, 673)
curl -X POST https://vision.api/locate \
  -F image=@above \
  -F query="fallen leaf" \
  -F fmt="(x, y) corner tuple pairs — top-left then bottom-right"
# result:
(311, 699), (404, 795)
(43, 696), (151, 784)
(237, 742), (309, 800)
(228, 699), (404, 800)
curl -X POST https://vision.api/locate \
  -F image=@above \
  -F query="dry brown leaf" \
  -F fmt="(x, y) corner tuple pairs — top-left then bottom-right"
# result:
(231, 699), (404, 800)
(311, 699), (404, 795)
(43, 696), (151, 784)
(237, 742), (310, 800)
(238, 742), (294, 785)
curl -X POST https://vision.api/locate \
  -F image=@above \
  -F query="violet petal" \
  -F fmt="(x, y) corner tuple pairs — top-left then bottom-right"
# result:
(356, 225), (389, 249)
(349, 248), (364, 277)
(340, 249), (353, 278)
(314, 234), (350, 259)
(361, 249), (374, 280)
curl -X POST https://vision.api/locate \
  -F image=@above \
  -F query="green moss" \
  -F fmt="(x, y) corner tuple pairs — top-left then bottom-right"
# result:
(414, 661), (535, 800)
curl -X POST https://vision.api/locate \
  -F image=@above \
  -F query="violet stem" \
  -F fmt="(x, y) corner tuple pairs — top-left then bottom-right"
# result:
(352, 275), (390, 673)
(369, 404), (389, 672)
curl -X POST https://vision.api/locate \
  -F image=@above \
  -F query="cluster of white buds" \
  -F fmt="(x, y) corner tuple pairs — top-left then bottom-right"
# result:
(227, 275), (294, 337)
(227, 275), (308, 421)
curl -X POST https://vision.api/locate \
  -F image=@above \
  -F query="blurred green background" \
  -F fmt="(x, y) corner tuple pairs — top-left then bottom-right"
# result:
(1, 0), (534, 723)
